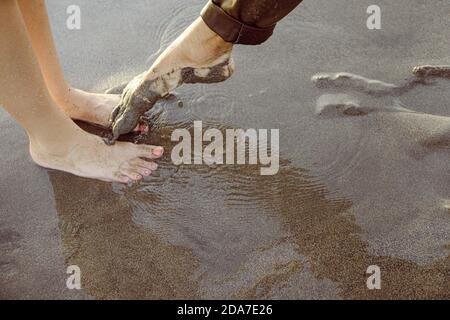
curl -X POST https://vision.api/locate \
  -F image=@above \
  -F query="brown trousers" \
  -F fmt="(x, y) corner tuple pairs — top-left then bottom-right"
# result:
(201, 0), (303, 45)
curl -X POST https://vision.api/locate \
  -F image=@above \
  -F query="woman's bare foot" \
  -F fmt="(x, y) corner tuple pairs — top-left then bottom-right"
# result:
(107, 17), (234, 144)
(1, 0), (159, 184)
(55, 87), (120, 127)
(52, 87), (121, 127)
(29, 123), (163, 183)
(53, 87), (148, 133)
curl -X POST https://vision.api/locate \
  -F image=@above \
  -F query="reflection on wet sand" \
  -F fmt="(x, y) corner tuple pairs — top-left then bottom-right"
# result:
(49, 88), (449, 298)
(49, 170), (200, 299)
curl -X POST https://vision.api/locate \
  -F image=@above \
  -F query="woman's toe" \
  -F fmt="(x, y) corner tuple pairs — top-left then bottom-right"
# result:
(132, 123), (149, 133)
(136, 145), (164, 159)
(131, 158), (158, 171)
(120, 168), (143, 181)
(135, 166), (152, 177)
(116, 175), (130, 184)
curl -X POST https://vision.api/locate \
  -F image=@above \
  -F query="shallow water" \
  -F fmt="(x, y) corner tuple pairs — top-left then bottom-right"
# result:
(1, 0), (449, 299)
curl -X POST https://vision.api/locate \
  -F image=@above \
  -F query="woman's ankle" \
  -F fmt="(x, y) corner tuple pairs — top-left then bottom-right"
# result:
(28, 108), (83, 152)
(49, 86), (87, 119)
(46, 80), (70, 102)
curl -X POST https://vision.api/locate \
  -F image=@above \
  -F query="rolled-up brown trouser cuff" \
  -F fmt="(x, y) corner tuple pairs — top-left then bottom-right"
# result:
(200, 0), (276, 45)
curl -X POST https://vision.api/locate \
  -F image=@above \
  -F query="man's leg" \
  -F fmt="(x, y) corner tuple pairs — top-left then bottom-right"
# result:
(0, 0), (162, 183)
(202, 0), (303, 45)
(17, 0), (122, 127)
(106, 17), (235, 142)
(137, 0), (303, 81)
(108, 0), (303, 140)
(148, 0), (304, 72)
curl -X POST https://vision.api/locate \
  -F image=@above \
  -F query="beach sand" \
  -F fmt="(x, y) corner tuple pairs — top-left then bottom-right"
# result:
(1, 0), (449, 299)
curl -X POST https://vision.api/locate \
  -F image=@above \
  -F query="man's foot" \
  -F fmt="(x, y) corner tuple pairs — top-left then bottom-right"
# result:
(107, 17), (234, 144)
(29, 126), (163, 183)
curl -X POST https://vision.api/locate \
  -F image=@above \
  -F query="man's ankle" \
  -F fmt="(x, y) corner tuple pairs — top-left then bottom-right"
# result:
(195, 17), (233, 54)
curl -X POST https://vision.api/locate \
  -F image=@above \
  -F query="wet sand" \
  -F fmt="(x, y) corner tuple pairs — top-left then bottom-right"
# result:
(1, 0), (449, 299)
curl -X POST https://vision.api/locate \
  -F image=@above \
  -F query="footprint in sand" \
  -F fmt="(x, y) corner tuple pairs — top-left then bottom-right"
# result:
(312, 65), (450, 117)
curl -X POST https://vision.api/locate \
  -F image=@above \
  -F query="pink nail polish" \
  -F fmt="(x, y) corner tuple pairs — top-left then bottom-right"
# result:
(153, 147), (164, 156)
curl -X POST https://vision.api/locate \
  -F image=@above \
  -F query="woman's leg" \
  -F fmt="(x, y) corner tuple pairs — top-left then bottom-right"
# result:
(16, 0), (120, 127)
(0, 0), (163, 183)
